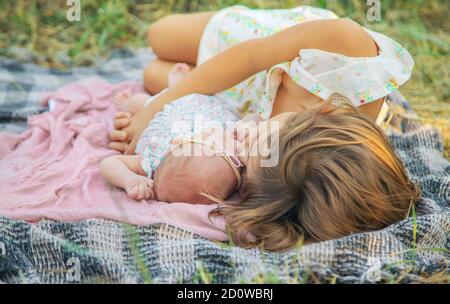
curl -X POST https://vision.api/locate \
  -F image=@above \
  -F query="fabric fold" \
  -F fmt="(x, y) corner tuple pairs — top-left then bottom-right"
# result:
(0, 78), (227, 241)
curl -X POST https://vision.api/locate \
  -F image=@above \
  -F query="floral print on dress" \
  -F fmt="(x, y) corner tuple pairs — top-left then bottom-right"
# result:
(135, 95), (239, 177)
(358, 91), (375, 104)
(309, 84), (324, 95)
(385, 77), (399, 93)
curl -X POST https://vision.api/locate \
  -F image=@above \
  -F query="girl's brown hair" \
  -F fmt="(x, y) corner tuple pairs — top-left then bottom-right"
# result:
(212, 96), (420, 252)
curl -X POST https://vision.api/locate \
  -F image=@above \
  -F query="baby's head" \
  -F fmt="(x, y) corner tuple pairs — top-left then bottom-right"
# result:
(153, 139), (242, 204)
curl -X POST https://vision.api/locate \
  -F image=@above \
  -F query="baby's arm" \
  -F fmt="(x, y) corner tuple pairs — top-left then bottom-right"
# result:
(100, 155), (154, 201)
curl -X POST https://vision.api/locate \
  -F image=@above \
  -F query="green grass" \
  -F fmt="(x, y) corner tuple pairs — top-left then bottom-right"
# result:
(0, 0), (448, 157)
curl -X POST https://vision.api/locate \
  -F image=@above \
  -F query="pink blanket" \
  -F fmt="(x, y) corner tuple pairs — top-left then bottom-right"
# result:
(0, 78), (227, 241)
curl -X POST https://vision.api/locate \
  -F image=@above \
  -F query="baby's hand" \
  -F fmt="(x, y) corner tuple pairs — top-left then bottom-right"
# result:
(125, 176), (154, 201)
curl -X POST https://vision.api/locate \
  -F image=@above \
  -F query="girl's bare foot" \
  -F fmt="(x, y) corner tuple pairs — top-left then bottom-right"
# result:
(113, 92), (150, 114)
(168, 63), (191, 87)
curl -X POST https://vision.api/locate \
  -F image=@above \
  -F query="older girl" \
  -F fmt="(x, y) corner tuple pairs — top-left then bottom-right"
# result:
(109, 5), (419, 251)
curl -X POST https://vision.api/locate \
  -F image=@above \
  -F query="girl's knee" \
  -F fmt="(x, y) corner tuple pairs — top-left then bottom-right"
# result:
(147, 14), (180, 49)
(143, 62), (165, 94)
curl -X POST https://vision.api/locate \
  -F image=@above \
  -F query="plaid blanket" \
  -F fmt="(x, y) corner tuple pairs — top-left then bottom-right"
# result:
(0, 50), (448, 284)
(0, 48), (153, 133)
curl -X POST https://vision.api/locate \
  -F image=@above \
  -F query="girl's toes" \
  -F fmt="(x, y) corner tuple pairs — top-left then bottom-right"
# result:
(168, 63), (191, 87)
(171, 63), (190, 73)
(173, 63), (184, 70)
(178, 63), (190, 73)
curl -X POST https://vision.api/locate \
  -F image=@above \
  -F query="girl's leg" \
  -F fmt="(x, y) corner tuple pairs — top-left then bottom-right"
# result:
(118, 63), (191, 111)
(147, 11), (215, 64)
(144, 11), (215, 94)
(143, 59), (194, 94)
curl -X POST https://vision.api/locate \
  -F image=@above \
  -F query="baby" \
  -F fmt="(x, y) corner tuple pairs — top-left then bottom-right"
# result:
(101, 63), (246, 204)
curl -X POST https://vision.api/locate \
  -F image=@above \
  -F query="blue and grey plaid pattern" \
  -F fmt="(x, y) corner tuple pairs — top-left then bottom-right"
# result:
(0, 48), (154, 133)
(0, 51), (448, 283)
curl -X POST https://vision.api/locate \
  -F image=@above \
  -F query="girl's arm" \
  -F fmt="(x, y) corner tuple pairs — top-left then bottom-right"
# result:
(252, 18), (383, 119)
(122, 38), (258, 153)
(123, 18), (379, 154)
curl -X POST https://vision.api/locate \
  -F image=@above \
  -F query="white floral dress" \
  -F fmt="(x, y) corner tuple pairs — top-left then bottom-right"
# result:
(135, 94), (239, 177)
(197, 5), (414, 120)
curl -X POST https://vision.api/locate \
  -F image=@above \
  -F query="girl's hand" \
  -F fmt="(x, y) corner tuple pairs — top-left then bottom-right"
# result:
(233, 113), (260, 142)
(108, 112), (133, 153)
(122, 108), (155, 155)
(108, 107), (154, 155)
(125, 176), (154, 201)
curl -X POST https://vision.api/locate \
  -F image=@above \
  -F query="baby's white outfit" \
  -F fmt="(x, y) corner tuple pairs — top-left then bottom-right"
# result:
(135, 94), (239, 176)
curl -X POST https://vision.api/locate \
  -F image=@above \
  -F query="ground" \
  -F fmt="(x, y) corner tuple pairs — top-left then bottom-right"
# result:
(0, 0), (448, 157)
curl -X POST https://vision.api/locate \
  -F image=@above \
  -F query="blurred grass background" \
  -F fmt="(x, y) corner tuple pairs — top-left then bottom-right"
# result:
(0, 0), (448, 157)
